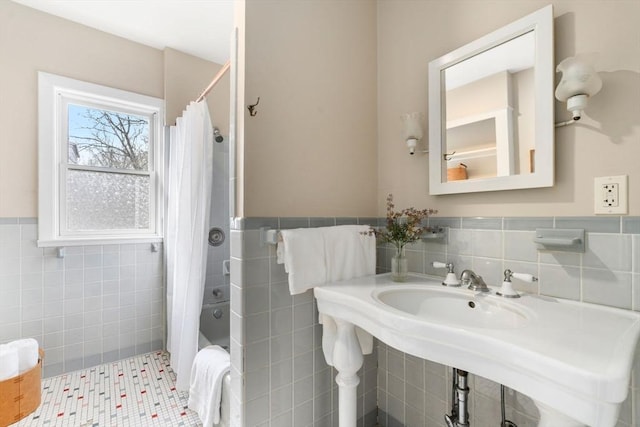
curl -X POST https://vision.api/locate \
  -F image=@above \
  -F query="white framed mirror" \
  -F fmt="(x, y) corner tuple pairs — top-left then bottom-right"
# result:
(428, 5), (554, 195)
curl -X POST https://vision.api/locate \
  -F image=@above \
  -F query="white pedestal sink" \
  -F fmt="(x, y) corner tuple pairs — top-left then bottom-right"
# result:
(314, 274), (640, 427)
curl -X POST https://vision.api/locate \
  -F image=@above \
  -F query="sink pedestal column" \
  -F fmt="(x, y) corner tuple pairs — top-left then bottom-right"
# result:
(533, 401), (585, 427)
(327, 318), (363, 427)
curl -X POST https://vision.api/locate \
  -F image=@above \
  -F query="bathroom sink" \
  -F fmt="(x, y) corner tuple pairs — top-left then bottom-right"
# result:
(315, 273), (640, 427)
(374, 287), (530, 330)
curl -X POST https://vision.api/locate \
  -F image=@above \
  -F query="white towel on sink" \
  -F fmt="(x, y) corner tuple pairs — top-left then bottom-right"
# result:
(279, 225), (375, 295)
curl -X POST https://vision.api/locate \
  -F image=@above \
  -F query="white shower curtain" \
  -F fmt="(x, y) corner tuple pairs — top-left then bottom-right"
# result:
(166, 101), (213, 391)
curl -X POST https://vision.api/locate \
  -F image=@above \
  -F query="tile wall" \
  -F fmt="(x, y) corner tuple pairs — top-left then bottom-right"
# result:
(232, 215), (639, 427)
(377, 215), (640, 427)
(0, 218), (164, 377)
(204, 138), (231, 305)
(230, 217), (380, 427)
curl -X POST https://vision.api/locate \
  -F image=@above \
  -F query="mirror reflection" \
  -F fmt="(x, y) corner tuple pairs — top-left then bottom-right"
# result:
(428, 5), (554, 195)
(443, 31), (535, 182)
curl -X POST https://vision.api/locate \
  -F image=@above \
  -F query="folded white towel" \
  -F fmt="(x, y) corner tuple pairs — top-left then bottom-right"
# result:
(0, 344), (19, 381)
(276, 238), (285, 265)
(280, 227), (327, 295)
(279, 225), (375, 295)
(188, 345), (230, 426)
(8, 338), (39, 373)
(322, 225), (376, 282)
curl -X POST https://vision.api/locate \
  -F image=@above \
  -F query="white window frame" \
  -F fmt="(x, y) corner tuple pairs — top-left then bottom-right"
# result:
(38, 72), (165, 247)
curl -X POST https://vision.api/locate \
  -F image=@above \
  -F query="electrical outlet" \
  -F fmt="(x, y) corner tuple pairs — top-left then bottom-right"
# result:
(602, 183), (618, 207)
(594, 175), (628, 214)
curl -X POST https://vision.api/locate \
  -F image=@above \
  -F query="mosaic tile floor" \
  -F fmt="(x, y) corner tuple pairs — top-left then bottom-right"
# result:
(13, 351), (203, 427)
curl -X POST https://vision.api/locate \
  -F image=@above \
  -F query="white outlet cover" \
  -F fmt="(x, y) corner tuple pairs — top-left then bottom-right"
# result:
(594, 175), (628, 215)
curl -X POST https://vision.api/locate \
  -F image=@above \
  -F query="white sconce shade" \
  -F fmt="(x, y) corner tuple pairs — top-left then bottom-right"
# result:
(555, 55), (602, 120)
(401, 112), (424, 155)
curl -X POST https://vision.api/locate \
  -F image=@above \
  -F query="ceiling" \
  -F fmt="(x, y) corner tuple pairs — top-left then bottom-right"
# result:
(10, 0), (234, 64)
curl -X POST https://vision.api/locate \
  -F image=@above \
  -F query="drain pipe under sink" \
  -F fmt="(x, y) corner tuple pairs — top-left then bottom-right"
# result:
(445, 368), (469, 427)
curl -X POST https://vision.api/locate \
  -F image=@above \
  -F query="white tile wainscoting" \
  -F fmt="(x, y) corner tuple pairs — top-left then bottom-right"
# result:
(0, 218), (164, 378)
(376, 216), (640, 427)
(230, 217), (379, 427)
(3, 215), (637, 426)
(233, 216), (639, 427)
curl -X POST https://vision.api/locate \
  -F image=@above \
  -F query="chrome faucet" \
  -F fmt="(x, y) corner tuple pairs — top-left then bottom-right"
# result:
(459, 270), (490, 292)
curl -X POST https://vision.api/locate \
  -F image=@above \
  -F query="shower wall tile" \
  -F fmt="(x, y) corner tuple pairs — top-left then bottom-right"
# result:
(204, 146), (231, 307)
(0, 220), (164, 378)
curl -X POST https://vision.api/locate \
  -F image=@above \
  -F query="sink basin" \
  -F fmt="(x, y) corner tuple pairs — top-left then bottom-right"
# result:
(374, 287), (531, 329)
(315, 273), (640, 427)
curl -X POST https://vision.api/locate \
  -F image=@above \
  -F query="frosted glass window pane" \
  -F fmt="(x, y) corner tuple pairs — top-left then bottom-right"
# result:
(66, 170), (150, 231)
(68, 104), (149, 171)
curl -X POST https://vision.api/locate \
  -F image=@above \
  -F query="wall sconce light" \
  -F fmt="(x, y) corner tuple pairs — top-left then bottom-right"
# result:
(555, 54), (602, 121)
(401, 112), (424, 155)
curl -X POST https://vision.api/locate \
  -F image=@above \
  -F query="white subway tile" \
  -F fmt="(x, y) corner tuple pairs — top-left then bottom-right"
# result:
(584, 234), (632, 272)
(21, 303), (44, 322)
(0, 322), (20, 342)
(538, 265), (580, 301)
(583, 269), (632, 309)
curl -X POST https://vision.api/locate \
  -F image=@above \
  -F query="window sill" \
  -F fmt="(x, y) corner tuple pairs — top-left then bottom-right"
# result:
(37, 235), (163, 248)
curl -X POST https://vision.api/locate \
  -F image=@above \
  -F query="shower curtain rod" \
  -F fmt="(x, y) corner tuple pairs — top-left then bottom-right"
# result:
(195, 60), (231, 103)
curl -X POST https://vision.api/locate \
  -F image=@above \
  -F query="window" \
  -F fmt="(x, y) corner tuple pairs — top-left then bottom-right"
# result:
(38, 72), (164, 246)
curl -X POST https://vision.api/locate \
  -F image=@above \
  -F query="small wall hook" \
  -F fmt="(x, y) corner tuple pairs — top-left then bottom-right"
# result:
(443, 151), (456, 161)
(248, 97), (260, 116)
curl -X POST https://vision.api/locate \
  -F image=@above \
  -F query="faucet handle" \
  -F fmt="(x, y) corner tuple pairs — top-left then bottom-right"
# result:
(503, 269), (538, 283)
(498, 269), (538, 298)
(432, 261), (454, 273)
(512, 272), (538, 283)
(432, 262), (460, 287)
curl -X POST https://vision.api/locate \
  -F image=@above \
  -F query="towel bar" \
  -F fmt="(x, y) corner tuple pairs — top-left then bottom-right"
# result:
(260, 228), (281, 245)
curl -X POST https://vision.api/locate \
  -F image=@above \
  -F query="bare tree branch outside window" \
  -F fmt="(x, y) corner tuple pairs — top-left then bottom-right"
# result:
(66, 104), (151, 231)
(68, 105), (149, 171)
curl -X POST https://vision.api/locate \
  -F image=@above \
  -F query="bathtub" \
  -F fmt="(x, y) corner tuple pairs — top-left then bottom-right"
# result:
(198, 301), (231, 427)
(199, 301), (230, 351)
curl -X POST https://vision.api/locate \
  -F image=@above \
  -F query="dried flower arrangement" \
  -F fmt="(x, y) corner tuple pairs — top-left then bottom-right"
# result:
(367, 194), (437, 253)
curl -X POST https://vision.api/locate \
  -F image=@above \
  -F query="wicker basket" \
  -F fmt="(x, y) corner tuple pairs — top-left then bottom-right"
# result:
(447, 164), (468, 181)
(0, 349), (43, 427)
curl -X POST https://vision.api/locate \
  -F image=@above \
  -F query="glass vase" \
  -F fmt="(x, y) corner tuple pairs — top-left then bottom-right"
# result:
(391, 247), (408, 282)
